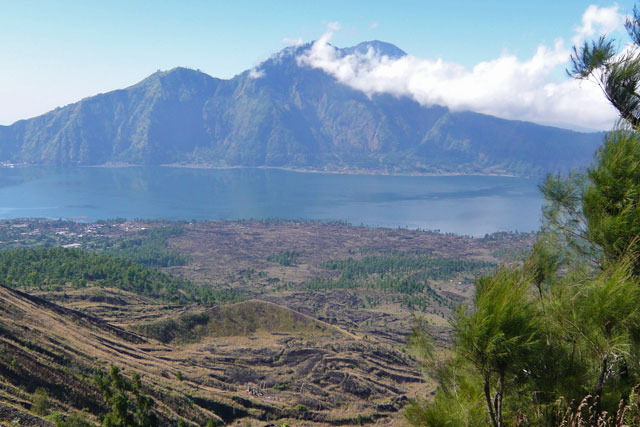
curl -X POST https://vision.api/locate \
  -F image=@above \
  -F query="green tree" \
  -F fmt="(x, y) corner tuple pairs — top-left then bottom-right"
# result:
(55, 410), (93, 427)
(568, 6), (640, 129)
(583, 130), (640, 271)
(32, 387), (50, 416)
(408, 267), (543, 426)
(560, 5), (640, 272)
(542, 131), (640, 274)
(454, 268), (542, 427)
(408, 4), (640, 426)
(406, 319), (486, 426)
(94, 365), (158, 427)
(552, 259), (640, 419)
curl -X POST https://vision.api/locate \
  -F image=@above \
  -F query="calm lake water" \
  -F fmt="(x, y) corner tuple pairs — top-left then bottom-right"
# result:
(0, 166), (543, 236)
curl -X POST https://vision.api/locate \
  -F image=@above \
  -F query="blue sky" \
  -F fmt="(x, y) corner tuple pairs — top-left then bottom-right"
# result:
(1, 1), (635, 128)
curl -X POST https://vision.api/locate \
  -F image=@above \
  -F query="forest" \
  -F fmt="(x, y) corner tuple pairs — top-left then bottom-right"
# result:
(0, 247), (237, 305)
(306, 252), (493, 312)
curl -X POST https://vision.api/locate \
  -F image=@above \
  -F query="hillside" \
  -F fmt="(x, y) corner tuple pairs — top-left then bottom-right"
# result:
(135, 299), (345, 344)
(0, 218), (534, 426)
(0, 41), (603, 176)
(0, 283), (422, 426)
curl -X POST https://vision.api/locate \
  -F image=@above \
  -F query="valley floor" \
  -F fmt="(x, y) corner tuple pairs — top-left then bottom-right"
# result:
(0, 219), (533, 426)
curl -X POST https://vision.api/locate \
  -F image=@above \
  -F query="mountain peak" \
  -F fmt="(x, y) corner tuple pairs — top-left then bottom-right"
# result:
(148, 66), (210, 81)
(341, 40), (407, 59)
(130, 66), (216, 91)
(266, 40), (407, 65)
(264, 42), (314, 65)
(253, 40), (407, 77)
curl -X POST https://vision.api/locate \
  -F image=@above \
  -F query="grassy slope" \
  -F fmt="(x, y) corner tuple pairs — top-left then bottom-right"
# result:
(0, 284), (421, 426)
(0, 284), (231, 426)
(135, 299), (345, 344)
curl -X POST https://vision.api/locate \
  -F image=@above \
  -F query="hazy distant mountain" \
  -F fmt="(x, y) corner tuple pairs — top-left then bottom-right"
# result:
(0, 41), (604, 176)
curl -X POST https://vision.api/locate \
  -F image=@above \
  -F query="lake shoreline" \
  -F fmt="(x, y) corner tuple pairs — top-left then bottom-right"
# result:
(86, 162), (526, 179)
(3, 161), (535, 179)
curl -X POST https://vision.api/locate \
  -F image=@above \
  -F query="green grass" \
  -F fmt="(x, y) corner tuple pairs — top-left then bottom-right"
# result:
(135, 300), (332, 343)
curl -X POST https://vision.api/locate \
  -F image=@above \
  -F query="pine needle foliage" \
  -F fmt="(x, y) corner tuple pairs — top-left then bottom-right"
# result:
(407, 3), (640, 425)
(405, 361), (486, 427)
(408, 268), (544, 427)
(583, 130), (640, 272)
(454, 268), (542, 427)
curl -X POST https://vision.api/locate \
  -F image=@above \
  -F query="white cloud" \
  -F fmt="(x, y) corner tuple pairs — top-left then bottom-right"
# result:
(282, 37), (304, 46)
(326, 21), (341, 32)
(248, 68), (265, 79)
(370, 21), (379, 30)
(296, 11), (623, 131)
(572, 5), (623, 45)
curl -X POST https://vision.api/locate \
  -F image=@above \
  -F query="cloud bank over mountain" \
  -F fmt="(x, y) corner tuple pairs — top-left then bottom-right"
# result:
(297, 5), (623, 131)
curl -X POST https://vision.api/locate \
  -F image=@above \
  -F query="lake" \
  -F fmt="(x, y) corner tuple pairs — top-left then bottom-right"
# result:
(0, 166), (544, 236)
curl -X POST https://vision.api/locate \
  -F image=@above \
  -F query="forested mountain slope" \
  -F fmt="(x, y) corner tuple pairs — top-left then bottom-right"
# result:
(0, 42), (603, 176)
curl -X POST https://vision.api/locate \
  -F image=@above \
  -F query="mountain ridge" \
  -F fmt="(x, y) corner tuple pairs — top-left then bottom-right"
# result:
(0, 41), (605, 176)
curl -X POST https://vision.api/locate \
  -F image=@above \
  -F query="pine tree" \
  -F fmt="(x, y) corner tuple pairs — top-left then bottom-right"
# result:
(94, 365), (159, 427)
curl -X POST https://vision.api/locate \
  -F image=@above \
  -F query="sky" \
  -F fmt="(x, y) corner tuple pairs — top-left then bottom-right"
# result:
(1, 0), (636, 130)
